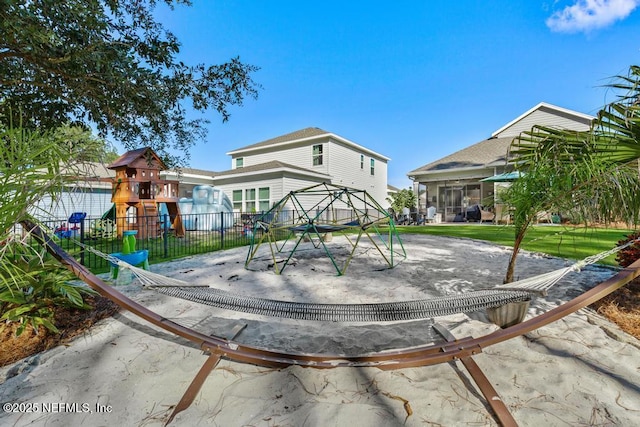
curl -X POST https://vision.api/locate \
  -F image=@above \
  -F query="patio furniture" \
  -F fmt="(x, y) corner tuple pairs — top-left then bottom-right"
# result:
(465, 204), (495, 222)
(425, 206), (437, 223)
(494, 204), (512, 225)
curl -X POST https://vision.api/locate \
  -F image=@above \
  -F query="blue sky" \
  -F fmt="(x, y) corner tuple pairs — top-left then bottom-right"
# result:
(124, 0), (640, 189)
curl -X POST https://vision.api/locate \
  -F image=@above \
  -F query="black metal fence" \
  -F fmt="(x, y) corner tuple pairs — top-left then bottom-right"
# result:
(18, 211), (261, 273)
(14, 207), (386, 274)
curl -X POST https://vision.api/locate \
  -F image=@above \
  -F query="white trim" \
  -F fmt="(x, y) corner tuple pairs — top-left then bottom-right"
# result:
(213, 166), (330, 181)
(408, 164), (500, 178)
(162, 171), (215, 180)
(491, 102), (595, 137)
(407, 166), (496, 182)
(227, 132), (391, 161)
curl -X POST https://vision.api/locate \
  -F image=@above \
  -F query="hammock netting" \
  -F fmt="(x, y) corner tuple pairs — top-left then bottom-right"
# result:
(153, 286), (533, 322)
(74, 229), (636, 323)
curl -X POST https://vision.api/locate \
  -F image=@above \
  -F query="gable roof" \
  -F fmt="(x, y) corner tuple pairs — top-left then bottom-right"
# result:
(408, 102), (596, 178)
(107, 147), (167, 170)
(227, 127), (391, 161)
(213, 160), (331, 179)
(408, 136), (514, 175)
(230, 127), (329, 152)
(165, 167), (217, 177)
(492, 102), (594, 137)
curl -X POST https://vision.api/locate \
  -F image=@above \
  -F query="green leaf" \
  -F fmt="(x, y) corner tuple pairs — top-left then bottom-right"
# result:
(15, 322), (27, 337)
(56, 283), (84, 307)
(1, 304), (37, 320)
(32, 317), (59, 334)
(0, 290), (27, 304)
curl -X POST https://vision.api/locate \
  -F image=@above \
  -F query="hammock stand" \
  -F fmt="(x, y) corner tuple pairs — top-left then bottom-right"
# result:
(23, 220), (640, 426)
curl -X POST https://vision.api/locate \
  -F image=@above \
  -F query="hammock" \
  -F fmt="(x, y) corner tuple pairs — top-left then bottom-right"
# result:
(22, 220), (640, 426)
(79, 239), (633, 322)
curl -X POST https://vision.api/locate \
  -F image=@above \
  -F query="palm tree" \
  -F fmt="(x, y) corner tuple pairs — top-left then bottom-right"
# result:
(502, 65), (640, 283)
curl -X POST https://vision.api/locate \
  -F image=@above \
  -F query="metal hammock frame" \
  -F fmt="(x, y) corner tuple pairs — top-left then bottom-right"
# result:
(21, 220), (640, 426)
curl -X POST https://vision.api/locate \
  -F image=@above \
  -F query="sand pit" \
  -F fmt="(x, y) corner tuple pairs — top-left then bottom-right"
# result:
(1, 234), (640, 426)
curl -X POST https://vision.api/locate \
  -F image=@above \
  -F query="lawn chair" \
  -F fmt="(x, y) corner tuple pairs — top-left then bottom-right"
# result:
(396, 207), (411, 225)
(425, 206), (437, 223)
(494, 204), (512, 225)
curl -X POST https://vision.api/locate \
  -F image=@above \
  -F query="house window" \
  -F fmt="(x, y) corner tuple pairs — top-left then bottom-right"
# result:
(312, 144), (323, 166)
(258, 187), (270, 211)
(232, 190), (242, 210)
(370, 158), (375, 176)
(245, 188), (256, 212)
(360, 154), (364, 169)
(235, 158), (244, 168)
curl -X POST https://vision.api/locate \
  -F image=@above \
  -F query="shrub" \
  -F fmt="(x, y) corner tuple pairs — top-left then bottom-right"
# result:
(0, 243), (96, 336)
(615, 232), (640, 268)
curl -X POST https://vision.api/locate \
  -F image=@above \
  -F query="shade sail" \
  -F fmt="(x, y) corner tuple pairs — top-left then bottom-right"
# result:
(480, 171), (523, 182)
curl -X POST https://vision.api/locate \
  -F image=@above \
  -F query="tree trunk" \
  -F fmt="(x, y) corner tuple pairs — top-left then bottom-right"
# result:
(504, 220), (531, 284)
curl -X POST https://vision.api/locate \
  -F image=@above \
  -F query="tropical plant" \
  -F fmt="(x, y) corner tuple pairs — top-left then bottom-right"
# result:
(0, 0), (260, 166)
(0, 122), (95, 335)
(503, 65), (640, 283)
(0, 245), (96, 336)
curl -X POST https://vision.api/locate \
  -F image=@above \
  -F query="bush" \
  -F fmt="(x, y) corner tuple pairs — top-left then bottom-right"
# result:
(615, 232), (640, 268)
(0, 243), (96, 336)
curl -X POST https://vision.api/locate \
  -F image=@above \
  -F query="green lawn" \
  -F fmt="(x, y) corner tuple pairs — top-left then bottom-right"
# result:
(395, 224), (637, 266)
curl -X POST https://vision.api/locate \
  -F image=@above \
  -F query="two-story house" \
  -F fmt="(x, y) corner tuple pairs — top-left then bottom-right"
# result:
(212, 127), (390, 212)
(41, 128), (390, 222)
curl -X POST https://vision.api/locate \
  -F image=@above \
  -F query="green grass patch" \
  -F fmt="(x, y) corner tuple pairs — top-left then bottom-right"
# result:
(395, 224), (637, 266)
(47, 230), (255, 275)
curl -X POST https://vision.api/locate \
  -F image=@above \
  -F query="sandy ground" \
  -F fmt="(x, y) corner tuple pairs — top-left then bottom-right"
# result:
(2, 234), (640, 426)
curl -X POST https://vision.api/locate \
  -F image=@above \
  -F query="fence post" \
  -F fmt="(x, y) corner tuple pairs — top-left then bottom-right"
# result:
(163, 213), (169, 258)
(220, 211), (225, 249)
(80, 219), (85, 266)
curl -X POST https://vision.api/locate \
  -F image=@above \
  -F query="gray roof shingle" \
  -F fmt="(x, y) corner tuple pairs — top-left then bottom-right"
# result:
(229, 127), (330, 153)
(408, 136), (514, 175)
(213, 160), (330, 178)
(175, 167), (217, 176)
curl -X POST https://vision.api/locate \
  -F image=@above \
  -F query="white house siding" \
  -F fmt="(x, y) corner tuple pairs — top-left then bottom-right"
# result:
(216, 176), (287, 213)
(233, 140), (331, 176)
(230, 145), (389, 208)
(33, 189), (113, 221)
(228, 130), (390, 209)
(326, 141), (387, 205)
(161, 172), (216, 198)
(281, 176), (327, 196)
(495, 107), (591, 138)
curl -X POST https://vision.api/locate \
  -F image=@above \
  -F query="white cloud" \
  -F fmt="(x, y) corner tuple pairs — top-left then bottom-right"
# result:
(546, 0), (640, 33)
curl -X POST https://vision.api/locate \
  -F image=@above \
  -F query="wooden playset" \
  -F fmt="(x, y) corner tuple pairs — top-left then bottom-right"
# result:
(108, 147), (184, 238)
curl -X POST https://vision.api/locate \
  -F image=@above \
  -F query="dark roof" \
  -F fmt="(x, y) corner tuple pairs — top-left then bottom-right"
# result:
(229, 127), (330, 153)
(174, 167), (217, 176)
(408, 136), (514, 175)
(213, 160), (330, 178)
(107, 147), (166, 170)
